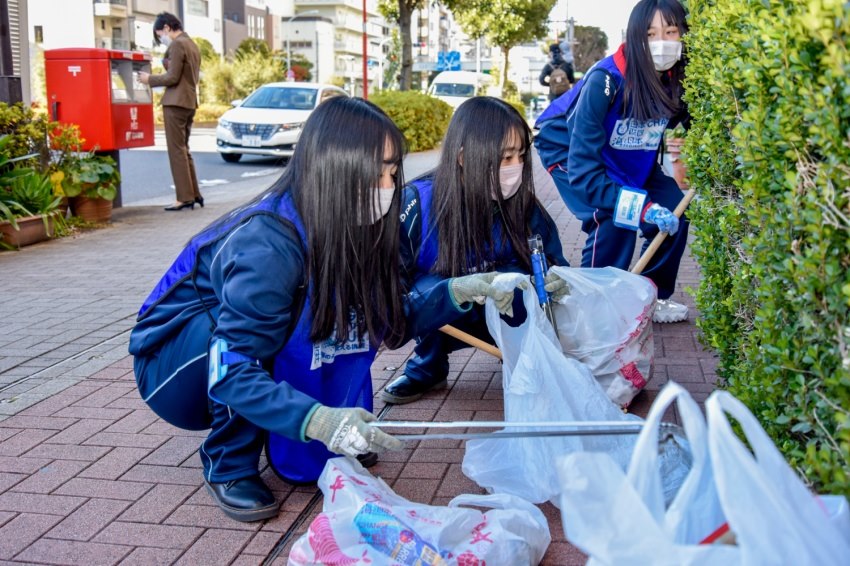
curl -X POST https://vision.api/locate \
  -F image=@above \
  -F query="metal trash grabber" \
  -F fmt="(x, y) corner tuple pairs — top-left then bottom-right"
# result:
(371, 419), (681, 441)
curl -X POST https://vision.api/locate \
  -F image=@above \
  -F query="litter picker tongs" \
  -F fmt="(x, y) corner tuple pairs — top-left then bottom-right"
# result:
(529, 234), (559, 340)
(371, 420), (679, 441)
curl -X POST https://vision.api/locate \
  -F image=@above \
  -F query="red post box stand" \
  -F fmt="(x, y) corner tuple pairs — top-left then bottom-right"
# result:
(44, 48), (156, 207)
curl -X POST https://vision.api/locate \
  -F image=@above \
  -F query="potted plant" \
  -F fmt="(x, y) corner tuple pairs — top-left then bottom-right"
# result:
(664, 124), (688, 189)
(54, 152), (120, 223)
(0, 168), (66, 249)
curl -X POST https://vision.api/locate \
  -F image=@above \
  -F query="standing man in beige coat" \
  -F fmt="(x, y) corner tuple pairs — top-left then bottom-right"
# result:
(139, 12), (204, 211)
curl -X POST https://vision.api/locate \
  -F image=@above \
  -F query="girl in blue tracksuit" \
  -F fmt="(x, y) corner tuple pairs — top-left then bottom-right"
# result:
(381, 96), (570, 405)
(535, 0), (691, 323)
(129, 98), (521, 522)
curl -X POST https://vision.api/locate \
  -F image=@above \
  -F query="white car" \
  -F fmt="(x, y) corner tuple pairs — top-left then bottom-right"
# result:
(216, 82), (349, 162)
(426, 71), (494, 110)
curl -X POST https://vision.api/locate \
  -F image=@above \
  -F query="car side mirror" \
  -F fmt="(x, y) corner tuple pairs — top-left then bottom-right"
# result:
(231, 99), (243, 107)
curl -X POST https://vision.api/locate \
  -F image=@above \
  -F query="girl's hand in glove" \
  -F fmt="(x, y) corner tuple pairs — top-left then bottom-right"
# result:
(543, 271), (571, 302)
(642, 203), (679, 235)
(305, 406), (403, 456)
(450, 272), (527, 316)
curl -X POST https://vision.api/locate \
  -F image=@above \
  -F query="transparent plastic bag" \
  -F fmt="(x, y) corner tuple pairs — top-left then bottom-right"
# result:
(550, 266), (656, 407)
(557, 383), (732, 565)
(554, 385), (850, 565)
(706, 391), (850, 565)
(462, 277), (638, 505)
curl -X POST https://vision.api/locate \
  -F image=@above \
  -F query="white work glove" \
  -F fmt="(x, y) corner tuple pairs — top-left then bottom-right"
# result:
(450, 271), (528, 316)
(642, 203), (679, 235)
(543, 271), (570, 302)
(305, 406), (404, 456)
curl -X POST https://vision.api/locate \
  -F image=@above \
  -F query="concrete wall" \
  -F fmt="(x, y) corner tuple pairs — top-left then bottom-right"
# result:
(28, 0), (96, 49)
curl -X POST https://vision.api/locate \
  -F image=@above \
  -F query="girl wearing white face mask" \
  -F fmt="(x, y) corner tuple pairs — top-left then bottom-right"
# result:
(130, 98), (517, 521)
(535, 0), (691, 324)
(382, 96), (570, 405)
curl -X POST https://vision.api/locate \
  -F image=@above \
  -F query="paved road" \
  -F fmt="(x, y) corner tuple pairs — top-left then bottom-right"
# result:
(119, 128), (440, 207)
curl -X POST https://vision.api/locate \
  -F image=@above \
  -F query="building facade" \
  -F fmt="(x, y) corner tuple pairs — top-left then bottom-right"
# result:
(286, 0), (386, 96)
(22, 1), (514, 101)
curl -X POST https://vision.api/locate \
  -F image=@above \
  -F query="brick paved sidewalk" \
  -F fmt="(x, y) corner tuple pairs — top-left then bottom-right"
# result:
(0, 154), (717, 565)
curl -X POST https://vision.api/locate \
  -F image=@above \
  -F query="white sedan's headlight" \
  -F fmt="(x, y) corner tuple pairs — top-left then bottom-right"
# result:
(218, 118), (232, 129)
(279, 122), (304, 131)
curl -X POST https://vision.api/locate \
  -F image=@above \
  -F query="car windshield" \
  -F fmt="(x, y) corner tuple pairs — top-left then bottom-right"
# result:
(241, 87), (318, 110)
(432, 83), (476, 97)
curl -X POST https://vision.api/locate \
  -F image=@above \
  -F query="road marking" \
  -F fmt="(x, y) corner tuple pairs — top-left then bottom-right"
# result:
(241, 169), (281, 178)
(170, 179), (229, 189)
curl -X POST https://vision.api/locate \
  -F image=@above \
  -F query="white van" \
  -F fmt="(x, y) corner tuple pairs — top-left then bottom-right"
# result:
(427, 71), (494, 110)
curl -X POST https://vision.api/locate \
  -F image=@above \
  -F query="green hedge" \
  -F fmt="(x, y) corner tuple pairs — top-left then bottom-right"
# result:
(369, 90), (452, 152)
(686, 0), (849, 495)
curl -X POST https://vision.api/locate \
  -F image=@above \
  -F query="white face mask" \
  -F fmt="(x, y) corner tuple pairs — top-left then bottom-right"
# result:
(158, 33), (172, 47)
(495, 163), (524, 200)
(649, 40), (682, 72)
(358, 187), (395, 225)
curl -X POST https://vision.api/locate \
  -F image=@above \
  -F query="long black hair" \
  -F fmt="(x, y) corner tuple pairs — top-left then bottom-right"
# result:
(200, 97), (407, 349)
(430, 96), (537, 277)
(623, 0), (688, 122)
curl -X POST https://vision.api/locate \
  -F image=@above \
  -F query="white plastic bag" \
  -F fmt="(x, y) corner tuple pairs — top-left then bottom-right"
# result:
(550, 266), (656, 407)
(287, 457), (551, 566)
(706, 391), (850, 565)
(462, 277), (638, 505)
(557, 382), (735, 565)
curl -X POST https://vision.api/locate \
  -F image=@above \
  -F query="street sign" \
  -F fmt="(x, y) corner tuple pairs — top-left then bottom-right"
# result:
(447, 50), (461, 71)
(436, 50), (461, 71)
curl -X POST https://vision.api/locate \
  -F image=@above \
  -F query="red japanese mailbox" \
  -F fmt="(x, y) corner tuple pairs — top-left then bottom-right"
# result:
(44, 48), (154, 151)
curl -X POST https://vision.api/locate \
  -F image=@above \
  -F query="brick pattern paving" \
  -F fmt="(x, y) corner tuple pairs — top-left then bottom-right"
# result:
(0, 152), (716, 564)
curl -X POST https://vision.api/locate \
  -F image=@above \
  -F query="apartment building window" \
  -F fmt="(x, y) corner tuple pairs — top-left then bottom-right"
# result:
(248, 15), (266, 40)
(34, 25), (43, 44)
(187, 0), (209, 17)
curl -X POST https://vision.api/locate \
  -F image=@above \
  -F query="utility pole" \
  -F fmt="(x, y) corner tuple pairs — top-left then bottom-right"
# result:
(362, 0), (368, 99)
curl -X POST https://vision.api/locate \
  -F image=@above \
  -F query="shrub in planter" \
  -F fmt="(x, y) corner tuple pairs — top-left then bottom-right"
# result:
(0, 168), (65, 249)
(53, 153), (119, 223)
(369, 90), (452, 152)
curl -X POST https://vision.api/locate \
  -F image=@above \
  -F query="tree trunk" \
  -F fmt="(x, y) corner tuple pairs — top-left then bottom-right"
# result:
(399, 2), (413, 91)
(502, 46), (510, 89)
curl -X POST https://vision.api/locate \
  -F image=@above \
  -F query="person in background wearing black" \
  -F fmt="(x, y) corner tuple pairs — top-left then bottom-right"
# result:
(539, 43), (575, 101)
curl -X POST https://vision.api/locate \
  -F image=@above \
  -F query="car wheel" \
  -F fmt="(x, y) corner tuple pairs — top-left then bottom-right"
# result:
(221, 153), (242, 163)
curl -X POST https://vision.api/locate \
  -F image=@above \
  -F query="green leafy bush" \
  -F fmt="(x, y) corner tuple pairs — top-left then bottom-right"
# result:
(194, 103), (232, 124)
(55, 153), (120, 201)
(686, 0), (850, 495)
(369, 90), (452, 152)
(0, 102), (52, 169)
